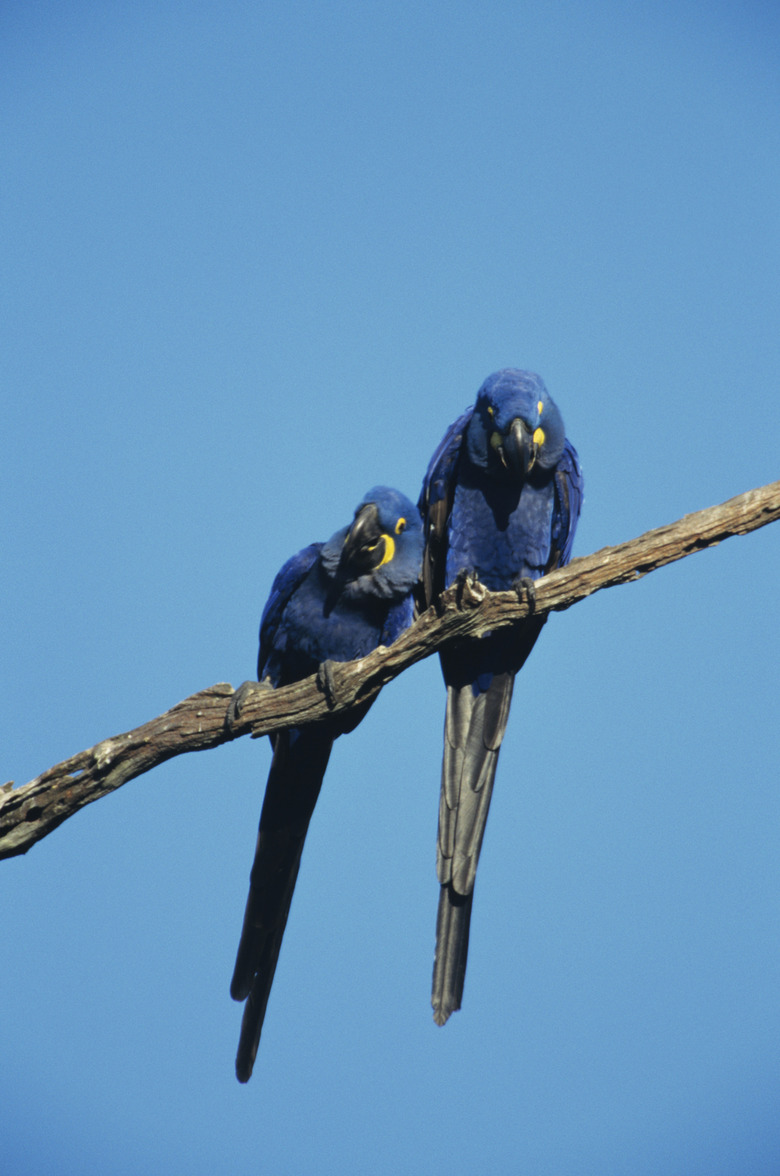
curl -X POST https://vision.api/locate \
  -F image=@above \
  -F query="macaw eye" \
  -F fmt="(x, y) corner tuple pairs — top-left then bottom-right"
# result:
(394, 517), (407, 534)
(486, 405), (494, 417)
(537, 400), (543, 416)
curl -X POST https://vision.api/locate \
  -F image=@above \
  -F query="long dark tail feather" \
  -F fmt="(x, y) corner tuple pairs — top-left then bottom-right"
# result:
(431, 671), (514, 1024)
(432, 884), (473, 1025)
(232, 730), (333, 1083)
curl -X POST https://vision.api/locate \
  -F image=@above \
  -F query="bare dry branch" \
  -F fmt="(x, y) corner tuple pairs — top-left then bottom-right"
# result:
(2, 478), (779, 861)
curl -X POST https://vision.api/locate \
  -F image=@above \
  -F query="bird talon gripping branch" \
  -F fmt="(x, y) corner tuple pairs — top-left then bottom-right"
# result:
(316, 659), (343, 708)
(455, 568), (486, 608)
(225, 679), (269, 733)
(515, 575), (537, 614)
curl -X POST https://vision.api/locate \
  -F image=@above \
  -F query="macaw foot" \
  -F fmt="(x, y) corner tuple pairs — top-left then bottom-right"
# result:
(225, 679), (273, 733)
(317, 659), (346, 709)
(454, 568), (487, 609)
(514, 575), (537, 613)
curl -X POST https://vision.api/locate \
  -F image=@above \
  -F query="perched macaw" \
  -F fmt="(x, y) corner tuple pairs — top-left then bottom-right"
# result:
(418, 369), (583, 1026)
(229, 486), (424, 1082)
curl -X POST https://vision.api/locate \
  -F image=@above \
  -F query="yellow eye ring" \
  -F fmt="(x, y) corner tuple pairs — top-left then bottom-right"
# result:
(394, 517), (407, 534)
(537, 399), (543, 416)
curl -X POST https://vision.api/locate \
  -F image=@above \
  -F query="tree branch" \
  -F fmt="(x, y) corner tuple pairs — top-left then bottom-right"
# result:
(3, 478), (779, 861)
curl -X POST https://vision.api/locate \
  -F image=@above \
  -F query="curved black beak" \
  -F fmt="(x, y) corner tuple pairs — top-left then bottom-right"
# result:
(340, 502), (389, 573)
(499, 418), (538, 476)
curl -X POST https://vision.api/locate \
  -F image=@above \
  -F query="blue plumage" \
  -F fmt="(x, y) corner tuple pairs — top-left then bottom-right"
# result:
(231, 486), (423, 1081)
(418, 369), (583, 1024)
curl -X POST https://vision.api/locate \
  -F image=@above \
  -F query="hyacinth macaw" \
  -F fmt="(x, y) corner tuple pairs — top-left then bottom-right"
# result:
(418, 369), (583, 1026)
(229, 486), (424, 1082)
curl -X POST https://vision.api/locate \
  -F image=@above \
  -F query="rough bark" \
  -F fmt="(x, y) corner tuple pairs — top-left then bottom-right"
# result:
(2, 478), (779, 861)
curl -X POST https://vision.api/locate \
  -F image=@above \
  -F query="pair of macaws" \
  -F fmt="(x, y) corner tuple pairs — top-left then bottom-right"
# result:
(229, 369), (583, 1082)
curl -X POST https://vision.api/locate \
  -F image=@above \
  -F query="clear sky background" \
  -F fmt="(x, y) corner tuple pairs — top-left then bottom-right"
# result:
(3, 3), (780, 1173)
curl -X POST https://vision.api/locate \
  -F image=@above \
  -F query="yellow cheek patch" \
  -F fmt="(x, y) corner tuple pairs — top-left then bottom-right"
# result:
(537, 400), (543, 416)
(490, 431), (503, 450)
(394, 517), (406, 534)
(375, 533), (395, 566)
(533, 427), (545, 447)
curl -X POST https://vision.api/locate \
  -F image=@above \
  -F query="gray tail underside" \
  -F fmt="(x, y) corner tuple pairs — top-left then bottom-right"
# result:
(431, 672), (514, 1025)
(231, 731), (333, 1082)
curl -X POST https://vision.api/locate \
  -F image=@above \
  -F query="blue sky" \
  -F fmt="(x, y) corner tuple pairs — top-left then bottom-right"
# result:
(3, 2), (780, 1173)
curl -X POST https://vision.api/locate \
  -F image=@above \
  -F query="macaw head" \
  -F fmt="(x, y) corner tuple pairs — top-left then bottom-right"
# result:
(321, 486), (424, 600)
(466, 369), (566, 479)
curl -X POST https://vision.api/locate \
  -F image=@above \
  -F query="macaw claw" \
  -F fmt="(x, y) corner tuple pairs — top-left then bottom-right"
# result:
(514, 575), (537, 613)
(225, 679), (272, 733)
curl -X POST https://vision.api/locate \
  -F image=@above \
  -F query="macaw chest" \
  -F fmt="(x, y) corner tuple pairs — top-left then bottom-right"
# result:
(278, 568), (388, 670)
(446, 478), (555, 590)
